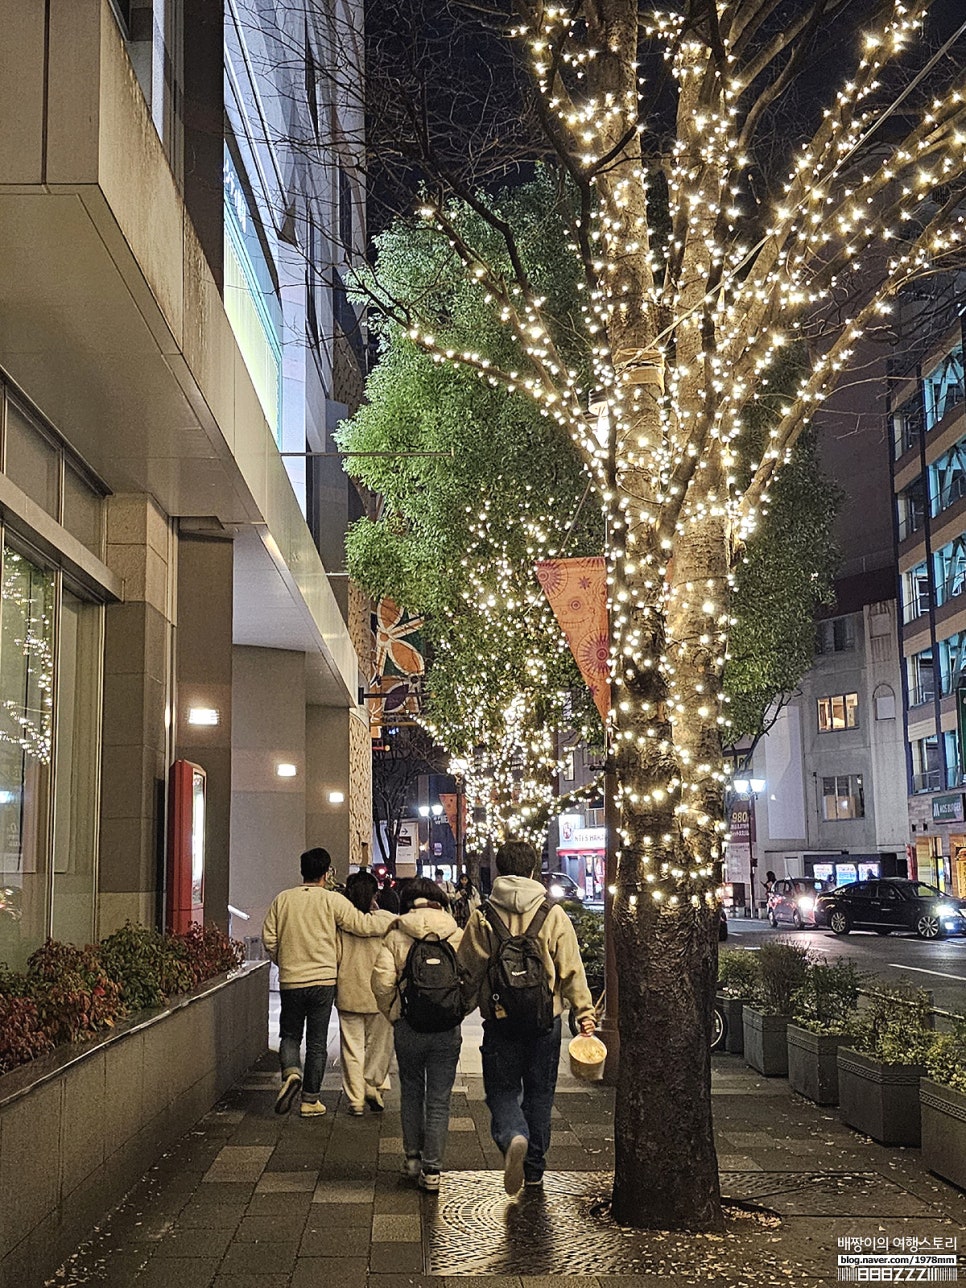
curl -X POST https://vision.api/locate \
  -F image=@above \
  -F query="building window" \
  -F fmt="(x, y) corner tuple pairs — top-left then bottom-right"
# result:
(815, 615), (855, 654)
(902, 563), (931, 624)
(892, 393), (922, 457)
(560, 749), (575, 782)
(817, 693), (859, 731)
(923, 343), (965, 432)
(822, 774), (865, 820)
(912, 735), (941, 793)
(907, 651), (935, 707)
(339, 167), (353, 252)
(0, 542), (103, 969)
(934, 535), (966, 607)
(897, 478), (926, 540)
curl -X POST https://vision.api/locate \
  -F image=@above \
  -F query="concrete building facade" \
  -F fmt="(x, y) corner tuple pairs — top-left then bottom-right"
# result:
(0, 0), (370, 969)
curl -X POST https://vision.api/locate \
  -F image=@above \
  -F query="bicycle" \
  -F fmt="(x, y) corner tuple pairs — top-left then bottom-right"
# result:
(570, 986), (729, 1051)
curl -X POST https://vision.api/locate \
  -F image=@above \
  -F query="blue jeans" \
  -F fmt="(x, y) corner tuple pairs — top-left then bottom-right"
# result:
(481, 1015), (561, 1181)
(393, 1018), (462, 1171)
(278, 984), (335, 1101)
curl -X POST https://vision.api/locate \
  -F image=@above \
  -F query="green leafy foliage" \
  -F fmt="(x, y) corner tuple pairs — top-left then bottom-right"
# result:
(849, 983), (937, 1065)
(791, 960), (862, 1033)
(562, 902), (605, 980)
(753, 939), (812, 1015)
(0, 923), (244, 1075)
(716, 947), (761, 998)
(926, 1022), (966, 1095)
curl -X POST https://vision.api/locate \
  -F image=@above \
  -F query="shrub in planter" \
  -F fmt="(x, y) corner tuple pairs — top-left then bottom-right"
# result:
(787, 960), (862, 1105)
(0, 993), (54, 1073)
(99, 922), (194, 1011)
(563, 902), (605, 995)
(837, 983), (936, 1146)
(743, 939), (811, 1076)
(717, 948), (760, 1054)
(0, 922), (243, 1075)
(920, 1021), (966, 1190)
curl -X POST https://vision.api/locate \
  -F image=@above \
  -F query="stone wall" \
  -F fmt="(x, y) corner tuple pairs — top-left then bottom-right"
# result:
(0, 962), (269, 1288)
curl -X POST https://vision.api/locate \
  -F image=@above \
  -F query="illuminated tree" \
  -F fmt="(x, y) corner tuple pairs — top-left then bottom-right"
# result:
(356, 0), (966, 1229)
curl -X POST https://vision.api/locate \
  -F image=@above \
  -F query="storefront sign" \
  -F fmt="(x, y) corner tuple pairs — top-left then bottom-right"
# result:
(557, 826), (606, 854)
(932, 793), (965, 823)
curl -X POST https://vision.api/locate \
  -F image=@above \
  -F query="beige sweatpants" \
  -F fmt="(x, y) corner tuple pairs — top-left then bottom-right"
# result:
(338, 1010), (394, 1109)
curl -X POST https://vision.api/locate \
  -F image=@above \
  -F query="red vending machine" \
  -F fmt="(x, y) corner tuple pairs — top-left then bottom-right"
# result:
(166, 760), (206, 933)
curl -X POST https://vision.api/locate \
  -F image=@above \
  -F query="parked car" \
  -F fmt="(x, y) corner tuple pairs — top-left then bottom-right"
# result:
(815, 878), (966, 940)
(541, 871), (583, 901)
(767, 877), (828, 929)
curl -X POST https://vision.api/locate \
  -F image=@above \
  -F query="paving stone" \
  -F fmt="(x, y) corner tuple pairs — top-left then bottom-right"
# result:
(203, 1147), (274, 1183)
(153, 1226), (235, 1258)
(299, 1224), (371, 1257)
(234, 1213), (310, 1242)
(176, 1203), (245, 1230)
(245, 1193), (313, 1221)
(370, 1241), (425, 1274)
(217, 1240), (299, 1276)
(188, 1181), (256, 1204)
(212, 1277), (290, 1288)
(301, 1200), (372, 1225)
(291, 1257), (368, 1288)
(132, 1257), (220, 1288)
(367, 1278), (445, 1288)
(372, 1214), (422, 1242)
(312, 1179), (375, 1204)
(255, 1171), (318, 1192)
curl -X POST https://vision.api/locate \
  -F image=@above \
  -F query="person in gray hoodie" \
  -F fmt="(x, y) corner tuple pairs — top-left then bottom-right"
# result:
(371, 877), (463, 1192)
(457, 840), (596, 1195)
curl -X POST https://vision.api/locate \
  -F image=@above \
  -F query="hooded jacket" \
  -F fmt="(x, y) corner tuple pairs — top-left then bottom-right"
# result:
(457, 875), (595, 1026)
(337, 908), (397, 1013)
(370, 901), (463, 1023)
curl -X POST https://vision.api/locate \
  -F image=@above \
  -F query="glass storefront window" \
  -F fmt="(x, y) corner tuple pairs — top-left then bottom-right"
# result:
(0, 546), (55, 970)
(51, 591), (101, 945)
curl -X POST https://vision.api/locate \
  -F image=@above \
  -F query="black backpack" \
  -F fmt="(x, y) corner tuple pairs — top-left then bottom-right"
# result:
(400, 933), (463, 1032)
(484, 900), (555, 1036)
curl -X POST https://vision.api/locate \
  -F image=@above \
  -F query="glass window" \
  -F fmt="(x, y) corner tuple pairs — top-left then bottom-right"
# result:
(902, 564), (931, 623)
(50, 591), (101, 944)
(821, 774), (865, 820)
(816, 616), (856, 653)
(817, 693), (858, 731)
(0, 545), (55, 970)
(924, 343), (965, 431)
(5, 399), (59, 518)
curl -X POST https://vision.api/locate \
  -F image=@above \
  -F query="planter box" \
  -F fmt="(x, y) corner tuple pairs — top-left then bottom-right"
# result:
(742, 1005), (791, 1076)
(837, 1046), (925, 1146)
(787, 1025), (850, 1105)
(717, 995), (751, 1054)
(0, 961), (269, 1288)
(920, 1078), (966, 1191)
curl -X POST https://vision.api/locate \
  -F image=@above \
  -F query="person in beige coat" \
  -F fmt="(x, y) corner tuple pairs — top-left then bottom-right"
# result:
(457, 839), (596, 1195)
(262, 848), (384, 1117)
(337, 870), (396, 1115)
(371, 878), (463, 1192)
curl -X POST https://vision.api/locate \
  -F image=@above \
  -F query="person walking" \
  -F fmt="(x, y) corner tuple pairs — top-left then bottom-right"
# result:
(434, 867), (457, 899)
(371, 877), (464, 1192)
(262, 848), (384, 1118)
(452, 872), (481, 929)
(457, 839), (596, 1195)
(336, 870), (396, 1115)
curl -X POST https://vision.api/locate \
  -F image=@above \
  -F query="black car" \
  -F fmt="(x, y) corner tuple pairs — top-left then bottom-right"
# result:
(815, 878), (966, 940)
(541, 871), (583, 902)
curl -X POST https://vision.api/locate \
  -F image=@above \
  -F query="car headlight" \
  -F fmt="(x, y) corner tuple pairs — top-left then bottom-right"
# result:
(549, 884), (565, 899)
(798, 897), (815, 913)
(937, 902), (957, 916)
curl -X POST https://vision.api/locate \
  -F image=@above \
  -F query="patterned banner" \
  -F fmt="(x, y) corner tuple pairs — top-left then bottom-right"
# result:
(438, 792), (467, 842)
(534, 557), (611, 723)
(367, 598), (425, 733)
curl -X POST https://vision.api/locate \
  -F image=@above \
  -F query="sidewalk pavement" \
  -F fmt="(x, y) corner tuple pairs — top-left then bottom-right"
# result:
(47, 1012), (966, 1288)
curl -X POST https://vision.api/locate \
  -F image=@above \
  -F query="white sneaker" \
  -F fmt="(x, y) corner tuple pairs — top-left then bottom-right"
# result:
(503, 1135), (527, 1195)
(418, 1169), (441, 1192)
(401, 1154), (421, 1180)
(347, 1104), (365, 1116)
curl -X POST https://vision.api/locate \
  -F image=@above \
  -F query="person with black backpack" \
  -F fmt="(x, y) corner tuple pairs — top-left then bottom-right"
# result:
(457, 840), (597, 1196)
(370, 877), (464, 1192)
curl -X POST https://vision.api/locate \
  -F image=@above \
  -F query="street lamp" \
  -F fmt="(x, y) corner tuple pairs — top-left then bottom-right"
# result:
(731, 778), (766, 915)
